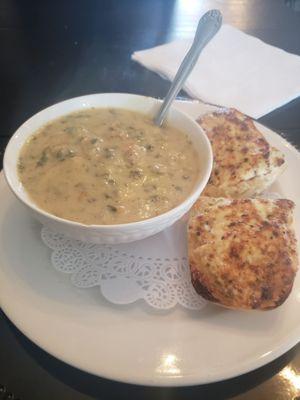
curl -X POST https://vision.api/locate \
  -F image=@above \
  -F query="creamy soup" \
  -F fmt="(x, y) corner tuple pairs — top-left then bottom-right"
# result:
(18, 108), (200, 224)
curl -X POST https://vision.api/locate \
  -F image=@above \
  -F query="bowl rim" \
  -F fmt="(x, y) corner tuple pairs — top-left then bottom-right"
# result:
(3, 92), (213, 230)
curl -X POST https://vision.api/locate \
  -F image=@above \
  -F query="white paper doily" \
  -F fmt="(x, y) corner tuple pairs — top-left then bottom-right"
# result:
(41, 218), (207, 310)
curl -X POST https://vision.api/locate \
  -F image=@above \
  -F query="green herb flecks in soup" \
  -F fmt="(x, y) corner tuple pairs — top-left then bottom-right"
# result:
(18, 108), (199, 224)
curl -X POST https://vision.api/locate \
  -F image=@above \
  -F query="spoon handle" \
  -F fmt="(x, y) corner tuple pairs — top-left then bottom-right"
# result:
(154, 9), (222, 126)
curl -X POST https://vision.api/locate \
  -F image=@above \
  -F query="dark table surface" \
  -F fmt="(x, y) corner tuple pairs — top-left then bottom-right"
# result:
(1, 0), (300, 399)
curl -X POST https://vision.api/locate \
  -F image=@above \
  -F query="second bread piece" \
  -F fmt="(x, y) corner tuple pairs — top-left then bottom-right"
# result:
(188, 197), (298, 310)
(197, 109), (285, 198)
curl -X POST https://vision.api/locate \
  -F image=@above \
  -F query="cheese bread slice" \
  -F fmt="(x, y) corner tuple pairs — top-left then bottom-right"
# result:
(197, 109), (285, 198)
(188, 197), (298, 310)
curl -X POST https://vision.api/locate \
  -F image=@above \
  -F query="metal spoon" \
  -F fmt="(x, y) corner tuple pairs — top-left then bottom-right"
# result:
(154, 9), (222, 126)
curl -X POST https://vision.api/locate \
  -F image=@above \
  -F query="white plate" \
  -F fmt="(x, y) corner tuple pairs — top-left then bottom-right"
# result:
(0, 101), (299, 386)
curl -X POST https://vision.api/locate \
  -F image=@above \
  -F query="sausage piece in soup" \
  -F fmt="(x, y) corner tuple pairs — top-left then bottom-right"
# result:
(18, 108), (200, 224)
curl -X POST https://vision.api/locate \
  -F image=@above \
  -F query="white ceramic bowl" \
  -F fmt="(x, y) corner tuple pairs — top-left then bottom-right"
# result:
(4, 93), (213, 244)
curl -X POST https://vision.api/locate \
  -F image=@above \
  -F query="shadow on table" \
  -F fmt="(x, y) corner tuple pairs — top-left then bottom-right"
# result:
(4, 314), (299, 400)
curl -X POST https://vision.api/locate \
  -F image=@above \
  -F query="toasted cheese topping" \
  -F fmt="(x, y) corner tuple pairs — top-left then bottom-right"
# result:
(188, 197), (298, 310)
(197, 109), (285, 198)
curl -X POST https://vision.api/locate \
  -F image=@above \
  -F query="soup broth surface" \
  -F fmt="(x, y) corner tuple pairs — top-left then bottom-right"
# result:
(18, 108), (199, 224)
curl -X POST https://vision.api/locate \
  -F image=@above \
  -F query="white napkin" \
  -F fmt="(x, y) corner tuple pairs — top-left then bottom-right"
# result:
(132, 24), (300, 119)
